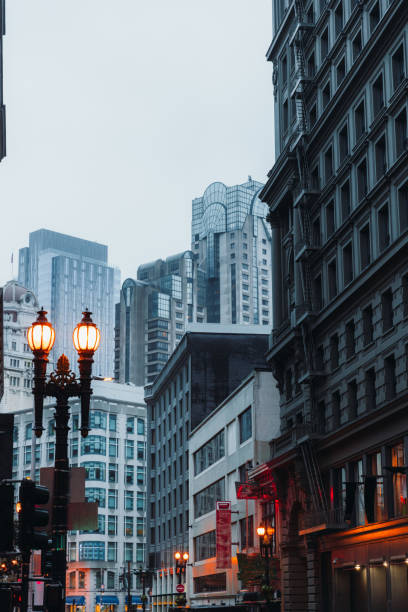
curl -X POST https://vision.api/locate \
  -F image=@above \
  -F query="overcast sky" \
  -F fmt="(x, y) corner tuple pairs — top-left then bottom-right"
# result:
(0, 0), (273, 286)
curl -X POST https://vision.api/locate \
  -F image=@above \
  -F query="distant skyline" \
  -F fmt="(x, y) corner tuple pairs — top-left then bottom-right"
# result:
(1, 1), (273, 287)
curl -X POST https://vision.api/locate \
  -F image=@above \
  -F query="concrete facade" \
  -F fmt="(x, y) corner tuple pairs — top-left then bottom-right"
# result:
(188, 369), (280, 607)
(254, 0), (408, 610)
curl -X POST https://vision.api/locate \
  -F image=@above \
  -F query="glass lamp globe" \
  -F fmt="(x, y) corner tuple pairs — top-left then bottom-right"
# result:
(73, 309), (100, 354)
(183, 553), (189, 561)
(27, 309), (55, 354)
(174, 552), (181, 560)
(257, 526), (266, 537)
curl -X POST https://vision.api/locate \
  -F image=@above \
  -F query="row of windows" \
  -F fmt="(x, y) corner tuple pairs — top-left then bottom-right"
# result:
(150, 511), (189, 544)
(72, 541), (145, 563)
(194, 517), (255, 562)
(69, 436), (145, 460)
(312, 198), (408, 309)
(73, 514), (144, 537)
(81, 461), (145, 485)
(85, 487), (145, 511)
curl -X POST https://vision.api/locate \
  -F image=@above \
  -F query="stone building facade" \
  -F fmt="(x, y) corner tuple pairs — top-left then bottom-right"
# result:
(252, 0), (408, 610)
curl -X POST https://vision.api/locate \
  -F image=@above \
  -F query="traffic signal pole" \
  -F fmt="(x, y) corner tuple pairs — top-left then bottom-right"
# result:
(20, 550), (30, 612)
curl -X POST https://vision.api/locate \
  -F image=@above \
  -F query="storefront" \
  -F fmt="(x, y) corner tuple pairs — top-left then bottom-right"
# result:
(66, 595), (86, 611)
(95, 594), (119, 611)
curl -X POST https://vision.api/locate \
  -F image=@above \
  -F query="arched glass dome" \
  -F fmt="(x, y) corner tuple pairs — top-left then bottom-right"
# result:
(202, 203), (227, 234)
(203, 182), (227, 209)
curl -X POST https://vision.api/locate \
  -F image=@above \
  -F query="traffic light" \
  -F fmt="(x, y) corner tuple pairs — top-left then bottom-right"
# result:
(0, 587), (12, 612)
(0, 483), (14, 553)
(44, 583), (62, 608)
(41, 540), (53, 577)
(17, 479), (50, 551)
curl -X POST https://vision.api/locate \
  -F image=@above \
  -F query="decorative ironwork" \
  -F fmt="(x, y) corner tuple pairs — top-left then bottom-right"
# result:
(49, 355), (77, 389)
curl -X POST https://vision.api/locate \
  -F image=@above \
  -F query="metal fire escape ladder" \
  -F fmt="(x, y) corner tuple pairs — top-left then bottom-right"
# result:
(299, 438), (328, 513)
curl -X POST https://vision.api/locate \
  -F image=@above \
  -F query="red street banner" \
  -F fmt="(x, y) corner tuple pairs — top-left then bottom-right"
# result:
(216, 501), (231, 569)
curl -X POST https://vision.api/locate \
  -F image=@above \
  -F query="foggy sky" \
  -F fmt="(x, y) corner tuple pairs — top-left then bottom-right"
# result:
(0, 0), (273, 286)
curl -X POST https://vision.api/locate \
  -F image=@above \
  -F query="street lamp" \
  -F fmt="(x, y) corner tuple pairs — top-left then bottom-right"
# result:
(257, 524), (275, 591)
(27, 308), (100, 612)
(174, 551), (189, 585)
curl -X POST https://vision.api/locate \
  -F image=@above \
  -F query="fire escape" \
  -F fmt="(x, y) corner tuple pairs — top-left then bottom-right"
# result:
(285, 0), (336, 529)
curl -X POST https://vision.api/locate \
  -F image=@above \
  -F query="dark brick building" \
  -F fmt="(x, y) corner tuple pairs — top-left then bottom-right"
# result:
(249, 0), (408, 610)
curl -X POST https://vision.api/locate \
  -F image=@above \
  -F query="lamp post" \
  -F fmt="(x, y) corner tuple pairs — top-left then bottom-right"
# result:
(134, 566), (154, 612)
(174, 552), (189, 586)
(27, 308), (100, 612)
(257, 525), (274, 591)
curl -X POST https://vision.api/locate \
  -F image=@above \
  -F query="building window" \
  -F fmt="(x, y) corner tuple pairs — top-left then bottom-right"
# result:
(89, 411), (107, 430)
(398, 183), (408, 233)
(107, 542), (117, 562)
(365, 368), (376, 410)
(137, 418), (145, 435)
(348, 379), (358, 420)
(194, 573), (227, 594)
(47, 442), (55, 462)
(345, 320), (355, 359)
(360, 224), (371, 269)
(382, 289), (393, 332)
(194, 478), (225, 519)
(384, 355), (396, 400)
(357, 158), (368, 201)
(336, 57), (346, 87)
(108, 463), (118, 483)
(372, 73), (384, 117)
(78, 571), (85, 589)
(322, 81), (331, 109)
(343, 242), (353, 285)
(282, 100), (288, 133)
(124, 543), (133, 563)
(109, 414), (117, 432)
(391, 443), (407, 516)
(239, 407), (252, 444)
(108, 489), (118, 510)
(82, 461), (106, 481)
(392, 44), (405, 91)
(375, 134), (387, 181)
(324, 147), (333, 183)
(308, 52), (316, 77)
(85, 487), (106, 508)
(403, 275), (408, 318)
(137, 441), (145, 460)
(125, 440), (134, 459)
(194, 530), (216, 561)
(378, 204), (390, 252)
(328, 258), (337, 300)
(79, 541), (105, 561)
(313, 274), (323, 311)
(321, 27), (329, 62)
(355, 100), (365, 141)
(239, 514), (254, 549)
(194, 430), (225, 475)
(330, 334), (339, 370)
(107, 515), (117, 536)
(326, 201), (335, 238)
(369, 1), (380, 33)
(334, 2), (343, 36)
(332, 391), (341, 429)
(339, 125), (348, 165)
(352, 30), (362, 62)
(362, 305), (374, 345)
(81, 435), (106, 456)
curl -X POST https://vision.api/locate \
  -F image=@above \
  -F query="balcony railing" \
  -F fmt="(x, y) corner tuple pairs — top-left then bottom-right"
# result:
(270, 422), (324, 456)
(299, 506), (348, 535)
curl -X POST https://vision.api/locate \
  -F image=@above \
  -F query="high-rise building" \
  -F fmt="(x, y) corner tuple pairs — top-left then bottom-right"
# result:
(115, 250), (199, 386)
(115, 178), (272, 386)
(244, 0), (408, 609)
(0, 280), (38, 412)
(192, 178), (272, 325)
(18, 229), (120, 377)
(145, 327), (270, 608)
(12, 380), (147, 612)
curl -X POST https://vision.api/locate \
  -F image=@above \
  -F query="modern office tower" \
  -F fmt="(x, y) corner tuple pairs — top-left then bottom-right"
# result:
(18, 229), (120, 377)
(115, 251), (200, 386)
(191, 178), (272, 326)
(245, 0), (408, 609)
(145, 327), (269, 610)
(0, 281), (38, 412)
(12, 381), (147, 612)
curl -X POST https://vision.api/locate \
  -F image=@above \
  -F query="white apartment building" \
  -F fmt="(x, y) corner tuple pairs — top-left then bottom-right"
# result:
(187, 369), (280, 607)
(1, 280), (39, 412)
(11, 380), (146, 612)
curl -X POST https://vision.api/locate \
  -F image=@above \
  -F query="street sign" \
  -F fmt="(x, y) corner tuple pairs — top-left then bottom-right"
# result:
(176, 584), (185, 593)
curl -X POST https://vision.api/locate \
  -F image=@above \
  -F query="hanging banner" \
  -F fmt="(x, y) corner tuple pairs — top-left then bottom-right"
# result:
(216, 501), (232, 569)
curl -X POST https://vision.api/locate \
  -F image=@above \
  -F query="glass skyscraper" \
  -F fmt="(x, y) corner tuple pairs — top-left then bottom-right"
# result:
(18, 229), (120, 377)
(191, 177), (272, 325)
